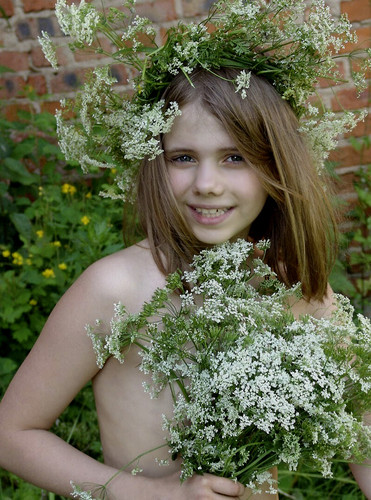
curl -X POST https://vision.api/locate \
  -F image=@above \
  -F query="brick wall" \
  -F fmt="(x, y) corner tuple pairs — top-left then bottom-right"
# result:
(0, 0), (370, 210)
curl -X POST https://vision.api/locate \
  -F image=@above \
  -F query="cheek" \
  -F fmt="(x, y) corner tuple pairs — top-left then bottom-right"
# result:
(238, 172), (267, 204)
(167, 168), (188, 199)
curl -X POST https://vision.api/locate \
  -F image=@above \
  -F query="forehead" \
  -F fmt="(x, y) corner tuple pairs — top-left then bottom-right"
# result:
(163, 102), (236, 151)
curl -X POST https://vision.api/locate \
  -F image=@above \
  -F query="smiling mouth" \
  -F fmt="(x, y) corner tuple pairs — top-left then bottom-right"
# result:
(193, 207), (231, 217)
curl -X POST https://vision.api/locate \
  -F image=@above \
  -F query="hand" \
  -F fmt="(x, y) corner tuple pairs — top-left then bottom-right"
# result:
(153, 470), (245, 500)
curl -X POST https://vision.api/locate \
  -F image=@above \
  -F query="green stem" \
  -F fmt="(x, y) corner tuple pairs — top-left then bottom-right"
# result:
(102, 443), (168, 489)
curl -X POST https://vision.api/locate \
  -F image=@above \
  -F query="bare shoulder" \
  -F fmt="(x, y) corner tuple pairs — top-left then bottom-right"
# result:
(77, 239), (165, 314)
(289, 284), (336, 320)
(0, 240), (163, 431)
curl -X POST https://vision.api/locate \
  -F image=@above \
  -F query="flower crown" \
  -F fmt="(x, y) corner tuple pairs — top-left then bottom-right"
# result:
(39, 0), (370, 201)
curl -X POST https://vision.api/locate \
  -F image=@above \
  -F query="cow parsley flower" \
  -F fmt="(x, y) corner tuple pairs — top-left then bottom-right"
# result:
(38, 31), (58, 70)
(86, 239), (371, 491)
(55, 0), (100, 45)
(235, 70), (251, 99)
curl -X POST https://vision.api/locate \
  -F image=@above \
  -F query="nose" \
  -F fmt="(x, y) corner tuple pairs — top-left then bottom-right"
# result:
(192, 161), (224, 196)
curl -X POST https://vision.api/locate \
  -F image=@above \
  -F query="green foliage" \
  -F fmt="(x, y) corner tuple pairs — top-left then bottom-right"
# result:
(330, 157), (371, 316)
(278, 462), (366, 499)
(0, 109), (127, 369)
(0, 105), (138, 498)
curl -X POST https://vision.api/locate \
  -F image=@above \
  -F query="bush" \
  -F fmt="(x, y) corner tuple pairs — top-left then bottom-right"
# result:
(0, 106), (138, 498)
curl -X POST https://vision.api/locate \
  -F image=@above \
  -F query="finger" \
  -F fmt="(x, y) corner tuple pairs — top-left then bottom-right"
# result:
(205, 475), (245, 497)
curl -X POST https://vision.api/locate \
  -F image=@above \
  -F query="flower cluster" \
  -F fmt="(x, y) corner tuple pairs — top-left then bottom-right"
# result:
(87, 240), (371, 491)
(40, 0), (370, 200)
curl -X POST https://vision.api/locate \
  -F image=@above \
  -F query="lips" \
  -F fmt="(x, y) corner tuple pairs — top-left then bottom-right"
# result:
(188, 205), (234, 224)
(194, 207), (230, 217)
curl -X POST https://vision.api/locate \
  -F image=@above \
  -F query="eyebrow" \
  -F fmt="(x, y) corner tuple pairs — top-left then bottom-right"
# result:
(164, 147), (242, 154)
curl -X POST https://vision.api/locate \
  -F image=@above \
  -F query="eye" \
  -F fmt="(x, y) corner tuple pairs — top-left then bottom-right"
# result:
(225, 154), (245, 164)
(169, 154), (195, 164)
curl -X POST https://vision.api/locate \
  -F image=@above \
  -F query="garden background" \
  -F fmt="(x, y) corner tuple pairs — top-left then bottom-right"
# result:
(0, 0), (370, 498)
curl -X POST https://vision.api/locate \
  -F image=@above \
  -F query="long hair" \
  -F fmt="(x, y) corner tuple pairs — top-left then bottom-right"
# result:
(136, 68), (338, 300)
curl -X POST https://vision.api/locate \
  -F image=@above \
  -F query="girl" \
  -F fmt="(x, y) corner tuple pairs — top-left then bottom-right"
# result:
(0, 64), (368, 500)
(1, 0), (371, 497)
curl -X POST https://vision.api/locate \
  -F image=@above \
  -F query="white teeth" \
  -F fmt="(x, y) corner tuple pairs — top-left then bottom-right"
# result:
(194, 207), (229, 217)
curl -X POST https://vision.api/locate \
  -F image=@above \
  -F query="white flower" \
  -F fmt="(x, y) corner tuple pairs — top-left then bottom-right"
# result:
(38, 31), (58, 70)
(55, 0), (100, 45)
(70, 482), (94, 500)
(235, 70), (251, 99)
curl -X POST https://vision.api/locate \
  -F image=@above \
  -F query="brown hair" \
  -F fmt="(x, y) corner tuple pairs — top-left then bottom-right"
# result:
(136, 67), (338, 300)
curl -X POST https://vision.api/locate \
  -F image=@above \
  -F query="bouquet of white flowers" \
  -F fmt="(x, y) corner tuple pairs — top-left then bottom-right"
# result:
(87, 239), (371, 494)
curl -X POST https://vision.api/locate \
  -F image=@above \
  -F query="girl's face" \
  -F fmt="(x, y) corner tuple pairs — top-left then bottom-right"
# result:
(163, 102), (268, 245)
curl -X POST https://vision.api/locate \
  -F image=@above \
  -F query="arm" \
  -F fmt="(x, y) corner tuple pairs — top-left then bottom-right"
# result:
(349, 412), (371, 500)
(0, 259), (131, 497)
(0, 256), (244, 499)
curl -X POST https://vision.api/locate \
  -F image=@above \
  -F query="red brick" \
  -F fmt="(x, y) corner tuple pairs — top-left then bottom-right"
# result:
(344, 113), (371, 138)
(331, 86), (370, 112)
(26, 74), (47, 95)
(337, 194), (359, 213)
(73, 37), (113, 62)
(335, 171), (358, 195)
(31, 45), (69, 68)
(181, 0), (209, 17)
(23, 0), (56, 12)
(338, 26), (371, 55)
(16, 18), (37, 40)
(0, 51), (29, 72)
(351, 59), (371, 80)
(135, 0), (177, 22)
(3, 102), (34, 121)
(316, 61), (346, 89)
(110, 64), (129, 85)
(341, 0), (371, 22)
(40, 100), (61, 114)
(0, 75), (25, 98)
(50, 67), (94, 93)
(0, 0), (14, 17)
(329, 144), (371, 168)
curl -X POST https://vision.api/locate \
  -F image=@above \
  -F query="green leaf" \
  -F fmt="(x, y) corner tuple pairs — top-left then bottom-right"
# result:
(348, 136), (364, 152)
(0, 65), (14, 73)
(13, 140), (36, 159)
(16, 109), (32, 122)
(12, 325), (33, 343)
(0, 357), (17, 376)
(0, 136), (11, 159)
(329, 261), (356, 296)
(34, 112), (56, 132)
(1, 302), (31, 323)
(9, 213), (33, 241)
(2, 158), (38, 185)
(355, 187), (371, 207)
(42, 143), (64, 159)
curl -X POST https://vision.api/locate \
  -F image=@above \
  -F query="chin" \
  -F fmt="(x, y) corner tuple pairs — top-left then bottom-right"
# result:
(193, 231), (250, 246)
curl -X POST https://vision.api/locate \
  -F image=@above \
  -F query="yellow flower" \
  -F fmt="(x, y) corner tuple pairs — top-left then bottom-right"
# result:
(85, 192), (92, 199)
(111, 168), (117, 174)
(2, 250), (10, 258)
(12, 252), (24, 265)
(29, 299), (38, 306)
(42, 268), (55, 278)
(36, 230), (44, 238)
(80, 215), (90, 225)
(52, 241), (62, 247)
(26, 258), (32, 265)
(58, 262), (67, 270)
(61, 183), (77, 195)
